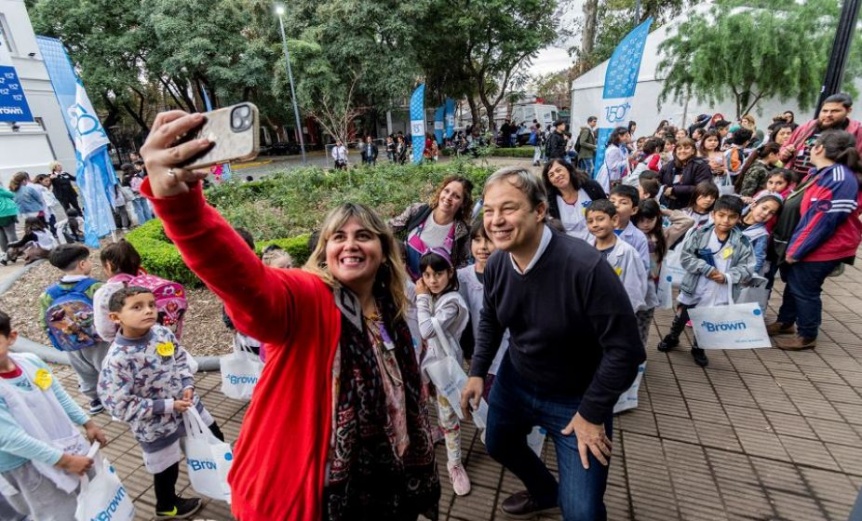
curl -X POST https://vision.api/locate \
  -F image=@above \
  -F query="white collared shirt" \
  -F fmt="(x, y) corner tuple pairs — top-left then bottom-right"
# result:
(510, 225), (552, 275)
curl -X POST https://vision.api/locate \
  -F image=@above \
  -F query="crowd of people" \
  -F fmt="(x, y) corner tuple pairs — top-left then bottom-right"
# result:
(0, 92), (860, 521)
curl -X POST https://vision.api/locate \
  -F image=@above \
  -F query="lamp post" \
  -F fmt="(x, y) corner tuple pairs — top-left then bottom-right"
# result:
(814, 0), (862, 116)
(275, 3), (306, 164)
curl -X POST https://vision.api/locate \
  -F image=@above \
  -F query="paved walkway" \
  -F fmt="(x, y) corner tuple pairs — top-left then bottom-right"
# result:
(38, 252), (862, 520)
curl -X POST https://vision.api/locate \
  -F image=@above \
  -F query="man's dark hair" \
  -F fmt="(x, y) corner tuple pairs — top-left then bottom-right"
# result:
(49, 244), (90, 271)
(639, 177), (660, 198)
(611, 184), (640, 208)
(108, 286), (154, 313)
(234, 227), (255, 251)
(715, 120), (731, 129)
(585, 198), (617, 217)
(713, 194), (744, 216)
(732, 128), (754, 146)
(587, 116), (597, 123)
(824, 93), (853, 109)
(0, 311), (11, 337)
(642, 137), (665, 155)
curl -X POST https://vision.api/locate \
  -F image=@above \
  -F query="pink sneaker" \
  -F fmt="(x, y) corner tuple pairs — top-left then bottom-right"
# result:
(447, 461), (472, 496)
(686, 319), (693, 328)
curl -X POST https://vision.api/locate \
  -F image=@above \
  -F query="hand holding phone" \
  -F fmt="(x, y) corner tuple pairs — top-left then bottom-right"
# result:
(181, 103), (260, 170)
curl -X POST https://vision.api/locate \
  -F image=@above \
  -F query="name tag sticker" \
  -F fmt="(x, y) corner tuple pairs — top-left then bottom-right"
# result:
(722, 247), (733, 259)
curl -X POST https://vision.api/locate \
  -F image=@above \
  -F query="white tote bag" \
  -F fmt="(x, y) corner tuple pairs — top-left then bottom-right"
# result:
(183, 408), (234, 503)
(423, 318), (469, 420)
(688, 277), (771, 349)
(717, 173), (736, 196)
(220, 337), (263, 401)
(656, 274), (674, 310)
(75, 443), (135, 521)
(613, 362), (647, 413)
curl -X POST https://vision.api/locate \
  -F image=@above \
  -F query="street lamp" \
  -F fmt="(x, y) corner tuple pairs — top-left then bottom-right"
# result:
(275, 3), (307, 164)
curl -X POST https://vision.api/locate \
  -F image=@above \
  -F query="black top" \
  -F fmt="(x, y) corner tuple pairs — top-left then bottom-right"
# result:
(546, 179), (607, 222)
(658, 157), (713, 210)
(470, 229), (645, 423)
(51, 172), (77, 202)
(546, 131), (567, 160)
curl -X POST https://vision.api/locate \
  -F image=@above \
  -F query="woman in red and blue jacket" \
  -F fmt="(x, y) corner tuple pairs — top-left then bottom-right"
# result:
(769, 130), (862, 350)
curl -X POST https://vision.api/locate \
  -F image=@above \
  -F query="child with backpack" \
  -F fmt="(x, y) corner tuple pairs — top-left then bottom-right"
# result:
(416, 248), (471, 496)
(0, 310), (108, 520)
(39, 244), (108, 414)
(99, 286), (224, 520)
(93, 240), (188, 344)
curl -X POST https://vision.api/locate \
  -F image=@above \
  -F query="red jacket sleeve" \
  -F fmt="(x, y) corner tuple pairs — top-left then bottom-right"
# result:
(142, 180), (302, 346)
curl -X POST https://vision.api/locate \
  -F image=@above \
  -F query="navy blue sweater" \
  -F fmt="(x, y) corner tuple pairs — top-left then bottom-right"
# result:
(470, 229), (645, 423)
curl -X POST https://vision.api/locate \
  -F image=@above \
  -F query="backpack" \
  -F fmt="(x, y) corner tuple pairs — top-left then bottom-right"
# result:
(44, 280), (100, 352)
(110, 272), (188, 338)
(574, 131), (583, 154)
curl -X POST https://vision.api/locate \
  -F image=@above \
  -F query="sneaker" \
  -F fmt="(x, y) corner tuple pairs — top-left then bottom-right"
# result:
(685, 319), (693, 328)
(88, 399), (104, 414)
(447, 462), (472, 496)
(766, 321), (797, 337)
(657, 335), (678, 352)
(500, 490), (560, 519)
(155, 497), (202, 520)
(691, 347), (709, 367)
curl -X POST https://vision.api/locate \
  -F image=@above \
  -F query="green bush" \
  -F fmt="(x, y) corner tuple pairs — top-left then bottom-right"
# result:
(126, 161), (493, 286)
(489, 146), (535, 158)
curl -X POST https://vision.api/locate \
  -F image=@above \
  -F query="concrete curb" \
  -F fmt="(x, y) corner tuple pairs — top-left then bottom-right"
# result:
(0, 260), (222, 372)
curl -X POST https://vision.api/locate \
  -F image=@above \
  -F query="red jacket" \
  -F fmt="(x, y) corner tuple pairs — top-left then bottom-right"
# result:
(144, 180), (340, 521)
(780, 118), (862, 172)
(786, 164), (862, 263)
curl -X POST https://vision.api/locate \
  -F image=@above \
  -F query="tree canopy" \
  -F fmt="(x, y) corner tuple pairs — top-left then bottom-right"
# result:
(657, 0), (862, 119)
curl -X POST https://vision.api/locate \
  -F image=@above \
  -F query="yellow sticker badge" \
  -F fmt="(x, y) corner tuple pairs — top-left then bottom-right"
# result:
(33, 369), (52, 390)
(722, 247), (734, 260)
(156, 341), (175, 358)
(614, 266), (623, 277)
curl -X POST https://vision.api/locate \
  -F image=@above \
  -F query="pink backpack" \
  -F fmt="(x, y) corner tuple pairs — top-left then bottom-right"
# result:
(110, 272), (188, 338)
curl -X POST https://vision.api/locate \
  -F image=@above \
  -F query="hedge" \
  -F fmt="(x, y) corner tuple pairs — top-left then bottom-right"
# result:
(490, 146), (535, 158)
(125, 161), (494, 287)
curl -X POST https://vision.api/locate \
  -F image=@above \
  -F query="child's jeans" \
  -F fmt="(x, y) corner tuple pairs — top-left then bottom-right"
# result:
(2, 462), (77, 521)
(153, 421), (225, 511)
(435, 394), (462, 465)
(68, 341), (110, 402)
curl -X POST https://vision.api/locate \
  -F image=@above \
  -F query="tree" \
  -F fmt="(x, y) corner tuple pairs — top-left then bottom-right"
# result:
(533, 69), (574, 108)
(657, 0), (860, 119)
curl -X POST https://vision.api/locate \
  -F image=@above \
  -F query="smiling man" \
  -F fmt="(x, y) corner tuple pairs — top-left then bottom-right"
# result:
(780, 93), (862, 181)
(461, 167), (645, 521)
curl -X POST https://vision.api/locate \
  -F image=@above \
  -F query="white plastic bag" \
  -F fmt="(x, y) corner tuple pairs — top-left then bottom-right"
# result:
(688, 276), (771, 349)
(527, 426), (547, 458)
(220, 337), (263, 401)
(717, 173), (735, 196)
(75, 443), (135, 521)
(183, 408), (233, 503)
(656, 274), (674, 310)
(613, 362), (646, 413)
(424, 357), (468, 420)
(661, 246), (686, 289)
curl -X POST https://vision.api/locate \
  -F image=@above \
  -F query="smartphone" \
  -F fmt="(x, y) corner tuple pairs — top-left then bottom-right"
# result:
(182, 103), (260, 170)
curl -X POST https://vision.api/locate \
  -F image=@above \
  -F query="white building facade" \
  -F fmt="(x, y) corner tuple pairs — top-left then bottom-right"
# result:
(0, 0), (75, 184)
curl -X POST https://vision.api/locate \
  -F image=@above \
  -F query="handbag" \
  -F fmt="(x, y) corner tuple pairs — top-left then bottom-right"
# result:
(220, 336), (263, 401)
(688, 276), (771, 349)
(182, 408), (234, 503)
(75, 443), (135, 521)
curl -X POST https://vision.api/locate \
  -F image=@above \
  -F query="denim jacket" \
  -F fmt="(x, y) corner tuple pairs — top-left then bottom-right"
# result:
(679, 224), (755, 301)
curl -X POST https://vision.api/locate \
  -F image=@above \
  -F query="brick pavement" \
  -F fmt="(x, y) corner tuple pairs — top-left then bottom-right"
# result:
(51, 257), (862, 521)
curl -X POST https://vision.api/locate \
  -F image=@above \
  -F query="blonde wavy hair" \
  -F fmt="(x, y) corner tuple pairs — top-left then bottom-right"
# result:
(48, 161), (62, 173)
(304, 203), (410, 318)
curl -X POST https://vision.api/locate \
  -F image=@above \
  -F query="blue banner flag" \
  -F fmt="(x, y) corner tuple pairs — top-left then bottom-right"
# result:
(410, 84), (426, 164)
(0, 38), (33, 122)
(37, 36), (117, 247)
(594, 18), (653, 190)
(444, 98), (455, 139)
(434, 106), (444, 146)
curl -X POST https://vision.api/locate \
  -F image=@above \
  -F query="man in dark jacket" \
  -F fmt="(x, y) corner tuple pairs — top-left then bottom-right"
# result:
(360, 136), (378, 166)
(545, 120), (568, 161)
(462, 167), (645, 521)
(577, 117), (598, 175)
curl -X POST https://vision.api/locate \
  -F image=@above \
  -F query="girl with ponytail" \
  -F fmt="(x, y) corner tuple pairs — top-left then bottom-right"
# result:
(769, 129), (862, 351)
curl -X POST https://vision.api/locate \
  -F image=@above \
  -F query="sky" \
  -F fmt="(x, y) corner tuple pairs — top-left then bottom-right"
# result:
(530, 46), (574, 76)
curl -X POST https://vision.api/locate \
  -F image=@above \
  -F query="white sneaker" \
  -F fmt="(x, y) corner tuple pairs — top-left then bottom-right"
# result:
(447, 461), (471, 496)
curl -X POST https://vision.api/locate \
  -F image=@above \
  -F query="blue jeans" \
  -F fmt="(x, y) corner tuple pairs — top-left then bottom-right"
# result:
(132, 198), (153, 224)
(777, 260), (840, 338)
(578, 158), (595, 177)
(485, 356), (612, 521)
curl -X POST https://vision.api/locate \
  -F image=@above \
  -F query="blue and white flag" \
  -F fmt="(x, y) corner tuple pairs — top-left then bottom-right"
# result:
(0, 39), (33, 123)
(410, 84), (425, 164)
(37, 36), (117, 247)
(434, 106), (444, 146)
(594, 18), (653, 184)
(444, 98), (455, 139)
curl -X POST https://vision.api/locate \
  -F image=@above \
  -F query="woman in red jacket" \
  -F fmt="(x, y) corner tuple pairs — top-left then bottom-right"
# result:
(139, 111), (440, 521)
(769, 129), (862, 351)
